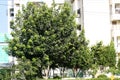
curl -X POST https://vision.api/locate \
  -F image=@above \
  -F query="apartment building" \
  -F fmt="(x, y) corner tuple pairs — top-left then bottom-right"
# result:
(110, 0), (120, 56)
(70, 0), (84, 36)
(70, 0), (111, 46)
(8, 0), (120, 52)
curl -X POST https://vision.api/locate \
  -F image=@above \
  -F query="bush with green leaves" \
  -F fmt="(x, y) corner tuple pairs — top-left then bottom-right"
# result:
(86, 78), (120, 80)
(97, 74), (107, 78)
(53, 75), (61, 79)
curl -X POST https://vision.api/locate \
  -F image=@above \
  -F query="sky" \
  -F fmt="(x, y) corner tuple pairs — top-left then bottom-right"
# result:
(0, 0), (8, 34)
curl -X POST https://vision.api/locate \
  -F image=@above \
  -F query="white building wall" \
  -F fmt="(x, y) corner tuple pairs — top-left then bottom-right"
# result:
(83, 0), (111, 45)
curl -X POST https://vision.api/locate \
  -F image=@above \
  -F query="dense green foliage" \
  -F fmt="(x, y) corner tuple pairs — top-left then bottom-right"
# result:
(68, 29), (92, 77)
(71, 29), (91, 70)
(91, 42), (111, 67)
(91, 41), (116, 67)
(87, 78), (120, 80)
(8, 1), (117, 80)
(106, 41), (116, 67)
(90, 41), (116, 77)
(118, 59), (120, 70)
(8, 2), (92, 79)
(97, 74), (107, 78)
(87, 78), (110, 80)
(0, 68), (11, 80)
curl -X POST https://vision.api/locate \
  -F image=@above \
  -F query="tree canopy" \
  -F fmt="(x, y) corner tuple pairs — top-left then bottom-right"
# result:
(91, 41), (116, 75)
(8, 2), (79, 79)
(8, 1), (116, 79)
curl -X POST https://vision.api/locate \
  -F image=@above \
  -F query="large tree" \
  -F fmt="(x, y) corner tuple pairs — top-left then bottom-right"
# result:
(8, 2), (76, 79)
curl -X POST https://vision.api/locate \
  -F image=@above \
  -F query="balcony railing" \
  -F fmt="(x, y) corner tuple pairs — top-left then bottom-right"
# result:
(117, 45), (120, 53)
(111, 13), (120, 21)
(111, 25), (120, 36)
(55, 0), (64, 4)
(112, 0), (120, 3)
(14, 0), (20, 4)
(112, 25), (120, 30)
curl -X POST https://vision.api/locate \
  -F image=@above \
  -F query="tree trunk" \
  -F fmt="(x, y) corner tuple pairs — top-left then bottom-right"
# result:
(60, 67), (62, 77)
(60, 67), (65, 78)
(45, 65), (50, 80)
(48, 68), (51, 78)
(72, 68), (78, 77)
(63, 67), (65, 78)
(53, 69), (54, 78)
(38, 67), (43, 78)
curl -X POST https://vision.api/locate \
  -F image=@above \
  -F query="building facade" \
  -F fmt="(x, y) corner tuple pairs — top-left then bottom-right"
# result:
(8, 0), (120, 54)
(70, 0), (111, 46)
(110, 0), (120, 56)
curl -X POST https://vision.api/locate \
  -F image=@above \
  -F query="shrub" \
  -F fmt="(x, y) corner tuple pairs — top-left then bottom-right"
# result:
(86, 78), (110, 80)
(97, 74), (107, 78)
(53, 75), (61, 79)
(86, 78), (120, 80)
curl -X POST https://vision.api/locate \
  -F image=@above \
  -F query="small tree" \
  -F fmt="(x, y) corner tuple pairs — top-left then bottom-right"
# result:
(68, 29), (92, 77)
(91, 41), (116, 77)
(106, 41), (116, 67)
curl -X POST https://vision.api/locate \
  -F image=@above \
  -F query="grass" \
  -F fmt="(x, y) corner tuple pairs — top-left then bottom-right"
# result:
(38, 78), (85, 80)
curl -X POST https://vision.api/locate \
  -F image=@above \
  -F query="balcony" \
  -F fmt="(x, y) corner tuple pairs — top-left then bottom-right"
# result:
(111, 8), (120, 21)
(112, 29), (120, 36)
(29, 0), (43, 2)
(111, 13), (120, 21)
(111, 25), (120, 36)
(112, 0), (120, 3)
(55, 0), (64, 4)
(117, 45), (120, 53)
(14, 0), (20, 4)
(75, 17), (81, 25)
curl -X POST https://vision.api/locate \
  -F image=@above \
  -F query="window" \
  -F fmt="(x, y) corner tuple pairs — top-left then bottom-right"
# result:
(15, 3), (20, 7)
(77, 8), (81, 17)
(115, 4), (120, 14)
(10, 8), (14, 12)
(115, 8), (120, 14)
(115, 4), (120, 8)
(77, 8), (80, 14)
(10, 13), (14, 17)
(71, 0), (75, 3)
(10, 8), (14, 17)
